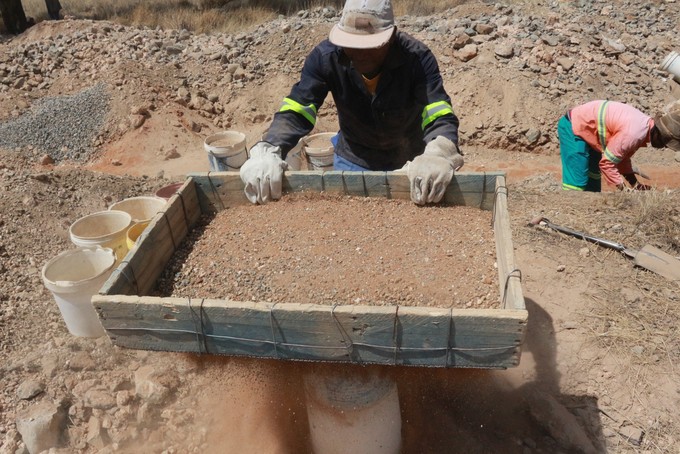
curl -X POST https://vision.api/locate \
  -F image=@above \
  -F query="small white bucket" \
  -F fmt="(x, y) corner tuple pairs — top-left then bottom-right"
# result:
(42, 247), (116, 338)
(660, 51), (680, 83)
(302, 132), (335, 171)
(303, 367), (402, 454)
(204, 131), (248, 171)
(109, 196), (166, 223)
(69, 210), (132, 263)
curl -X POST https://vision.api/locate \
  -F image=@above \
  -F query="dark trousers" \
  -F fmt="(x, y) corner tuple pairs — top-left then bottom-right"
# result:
(46, 0), (62, 20)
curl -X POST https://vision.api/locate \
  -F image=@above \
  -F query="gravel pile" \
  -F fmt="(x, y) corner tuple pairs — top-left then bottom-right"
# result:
(0, 83), (109, 162)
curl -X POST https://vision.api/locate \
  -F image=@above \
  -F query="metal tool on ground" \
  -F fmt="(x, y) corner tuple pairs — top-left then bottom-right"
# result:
(530, 217), (680, 283)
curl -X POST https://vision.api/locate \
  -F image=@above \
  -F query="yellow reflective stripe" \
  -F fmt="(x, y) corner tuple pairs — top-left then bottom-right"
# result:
(587, 171), (601, 179)
(597, 101), (609, 151)
(598, 101), (622, 163)
(603, 148), (621, 164)
(562, 183), (585, 191)
(421, 101), (454, 129)
(279, 97), (317, 126)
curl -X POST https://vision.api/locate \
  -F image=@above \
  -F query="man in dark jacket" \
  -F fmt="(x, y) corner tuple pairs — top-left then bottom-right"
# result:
(240, 0), (463, 205)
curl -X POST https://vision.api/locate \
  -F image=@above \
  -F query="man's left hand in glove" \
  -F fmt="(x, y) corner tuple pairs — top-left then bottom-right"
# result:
(404, 136), (464, 205)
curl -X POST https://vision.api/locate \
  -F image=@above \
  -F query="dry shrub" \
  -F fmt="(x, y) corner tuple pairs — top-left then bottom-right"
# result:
(214, 7), (277, 33)
(633, 190), (680, 251)
(627, 190), (680, 253)
(395, 0), (468, 16)
(22, 0), (476, 34)
(593, 189), (680, 254)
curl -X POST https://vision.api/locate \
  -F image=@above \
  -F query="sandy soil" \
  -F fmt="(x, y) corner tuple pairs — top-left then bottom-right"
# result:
(158, 193), (499, 309)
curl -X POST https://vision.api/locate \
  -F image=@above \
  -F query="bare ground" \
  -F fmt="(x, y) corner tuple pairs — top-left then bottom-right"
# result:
(2, 2), (680, 453)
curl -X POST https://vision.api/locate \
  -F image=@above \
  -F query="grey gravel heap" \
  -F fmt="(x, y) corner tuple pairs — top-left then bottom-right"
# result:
(0, 83), (109, 162)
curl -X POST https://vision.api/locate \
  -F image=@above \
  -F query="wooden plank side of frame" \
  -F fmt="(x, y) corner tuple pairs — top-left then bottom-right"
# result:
(322, 171), (346, 194)
(95, 295), (527, 369)
(493, 176), (525, 311)
(190, 172), (245, 212)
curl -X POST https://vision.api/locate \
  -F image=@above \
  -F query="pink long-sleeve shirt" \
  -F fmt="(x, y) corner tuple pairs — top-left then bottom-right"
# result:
(570, 100), (654, 187)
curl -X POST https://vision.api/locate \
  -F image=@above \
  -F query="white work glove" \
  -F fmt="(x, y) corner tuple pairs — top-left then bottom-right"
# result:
(404, 136), (464, 205)
(239, 141), (288, 204)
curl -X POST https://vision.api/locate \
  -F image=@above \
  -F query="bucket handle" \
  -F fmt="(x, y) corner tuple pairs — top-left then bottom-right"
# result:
(207, 141), (249, 170)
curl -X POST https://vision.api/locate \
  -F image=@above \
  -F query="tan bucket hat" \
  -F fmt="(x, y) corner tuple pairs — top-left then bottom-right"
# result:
(655, 107), (680, 151)
(329, 0), (395, 50)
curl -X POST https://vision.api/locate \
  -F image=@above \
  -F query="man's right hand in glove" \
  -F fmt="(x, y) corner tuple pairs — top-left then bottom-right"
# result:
(239, 141), (288, 204)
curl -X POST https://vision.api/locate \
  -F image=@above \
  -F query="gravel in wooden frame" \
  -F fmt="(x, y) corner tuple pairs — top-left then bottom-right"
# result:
(157, 193), (500, 309)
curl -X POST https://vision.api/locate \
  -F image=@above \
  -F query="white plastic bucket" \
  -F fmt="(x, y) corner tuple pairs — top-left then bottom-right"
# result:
(109, 196), (166, 223)
(69, 210), (132, 262)
(204, 131), (248, 171)
(303, 367), (402, 454)
(41, 247), (116, 338)
(302, 132), (335, 171)
(660, 51), (680, 83)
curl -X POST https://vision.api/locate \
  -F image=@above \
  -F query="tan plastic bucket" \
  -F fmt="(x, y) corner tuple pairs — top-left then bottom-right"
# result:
(126, 221), (149, 250)
(109, 196), (166, 224)
(69, 210), (132, 263)
(302, 132), (335, 171)
(42, 246), (116, 338)
(204, 131), (248, 171)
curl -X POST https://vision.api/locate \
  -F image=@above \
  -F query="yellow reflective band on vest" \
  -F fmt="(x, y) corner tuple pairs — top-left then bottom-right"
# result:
(597, 101), (621, 164)
(279, 97), (317, 126)
(421, 101), (454, 129)
(562, 183), (585, 191)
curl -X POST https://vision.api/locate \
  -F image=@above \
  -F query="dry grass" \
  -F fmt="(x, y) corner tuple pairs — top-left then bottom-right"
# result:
(601, 189), (680, 253)
(586, 278), (679, 366)
(20, 0), (470, 34)
(581, 191), (680, 451)
(586, 190), (680, 362)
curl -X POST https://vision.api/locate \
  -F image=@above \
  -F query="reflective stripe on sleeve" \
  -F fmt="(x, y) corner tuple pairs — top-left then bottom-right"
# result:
(279, 97), (317, 126)
(421, 101), (454, 129)
(603, 148), (622, 164)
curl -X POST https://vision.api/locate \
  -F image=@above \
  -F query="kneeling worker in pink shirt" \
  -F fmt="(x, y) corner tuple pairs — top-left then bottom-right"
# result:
(557, 100), (680, 191)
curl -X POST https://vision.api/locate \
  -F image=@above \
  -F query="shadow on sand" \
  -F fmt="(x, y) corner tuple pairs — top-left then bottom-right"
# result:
(396, 297), (605, 453)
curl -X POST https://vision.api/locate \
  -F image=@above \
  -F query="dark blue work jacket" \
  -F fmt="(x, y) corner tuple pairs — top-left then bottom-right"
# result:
(264, 31), (459, 170)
